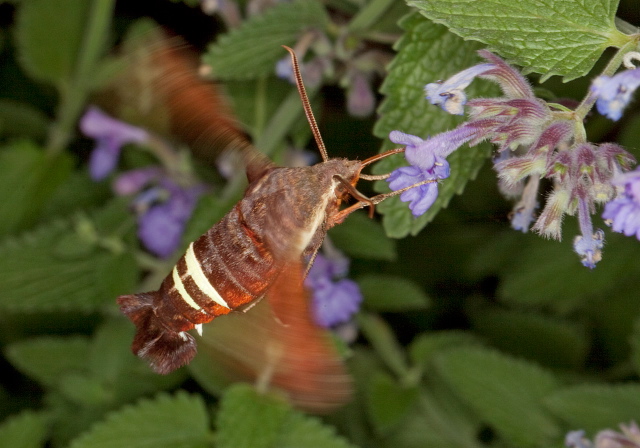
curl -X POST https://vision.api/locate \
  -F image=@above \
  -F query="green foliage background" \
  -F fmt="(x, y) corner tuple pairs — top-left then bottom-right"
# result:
(1, 0), (640, 447)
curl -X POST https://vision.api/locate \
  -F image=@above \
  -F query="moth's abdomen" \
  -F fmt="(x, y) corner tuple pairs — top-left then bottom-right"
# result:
(118, 205), (279, 374)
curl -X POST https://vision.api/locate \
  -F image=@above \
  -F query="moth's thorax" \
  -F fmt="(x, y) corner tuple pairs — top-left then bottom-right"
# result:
(238, 158), (362, 257)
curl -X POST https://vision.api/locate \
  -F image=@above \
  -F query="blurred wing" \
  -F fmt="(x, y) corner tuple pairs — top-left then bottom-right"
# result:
(102, 26), (274, 182)
(193, 262), (353, 414)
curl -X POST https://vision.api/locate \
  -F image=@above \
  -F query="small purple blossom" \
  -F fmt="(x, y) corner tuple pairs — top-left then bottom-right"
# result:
(565, 430), (591, 448)
(602, 168), (640, 239)
(425, 63), (493, 115)
(306, 251), (362, 328)
(79, 106), (149, 181)
(591, 68), (640, 121)
(387, 166), (442, 217)
(275, 56), (295, 84)
(390, 128), (476, 169)
(347, 71), (375, 117)
(387, 131), (456, 217)
(137, 180), (205, 258)
(566, 422), (640, 448)
(510, 176), (539, 232)
(574, 196), (604, 269)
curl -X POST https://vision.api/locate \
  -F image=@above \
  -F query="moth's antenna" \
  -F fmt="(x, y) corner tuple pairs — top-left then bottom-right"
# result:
(283, 45), (329, 162)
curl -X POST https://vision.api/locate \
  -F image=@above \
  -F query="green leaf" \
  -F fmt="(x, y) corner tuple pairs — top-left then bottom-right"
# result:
(357, 313), (409, 379)
(381, 388), (481, 448)
(0, 410), (49, 448)
(276, 410), (358, 448)
(470, 308), (589, 369)
(69, 392), (210, 448)
(329, 213), (397, 261)
(203, 0), (329, 80)
(408, 331), (480, 374)
(497, 230), (640, 313)
(366, 371), (419, 435)
(15, 0), (89, 83)
(0, 202), (138, 312)
(435, 346), (561, 447)
(0, 140), (74, 237)
(358, 274), (429, 311)
(408, 0), (628, 81)
(0, 99), (49, 140)
(544, 384), (640, 433)
(5, 336), (91, 387)
(373, 13), (493, 238)
(216, 384), (290, 448)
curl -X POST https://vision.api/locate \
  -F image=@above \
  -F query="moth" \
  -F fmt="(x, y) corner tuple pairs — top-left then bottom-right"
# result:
(117, 34), (431, 411)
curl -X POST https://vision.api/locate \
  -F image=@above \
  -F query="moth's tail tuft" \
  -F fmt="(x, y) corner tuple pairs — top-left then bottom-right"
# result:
(117, 292), (196, 375)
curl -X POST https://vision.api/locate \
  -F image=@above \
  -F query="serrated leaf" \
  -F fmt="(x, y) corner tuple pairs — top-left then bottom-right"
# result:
(329, 213), (397, 261)
(0, 99), (49, 140)
(277, 410), (358, 448)
(373, 14), (494, 238)
(5, 336), (91, 387)
(203, 0), (329, 80)
(69, 392), (210, 448)
(435, 346), (561, 447)
(0, 410), (49, 448)
(366, 371), (419, 435)
(216, 384), (290, 448)
(0, 201), (138, 312)
(470, 308), (589, 369)
(544, 384), (640, 433)
(15, 0), (89, 83)
(409, 0), (628, 81)
(357, 313), (409, 378)
(358, 274), (429, 311)
(0, 140), (74, 237)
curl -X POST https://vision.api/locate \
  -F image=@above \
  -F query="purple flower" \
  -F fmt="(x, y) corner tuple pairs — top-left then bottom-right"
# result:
(591, 68), (640, 121)
(387, 166), (442, 217)
(425, 63), (493, 114)
(347, 71), (375, 118)
(386, 130), (460, 216)
(573, 196), (604, 269)
(510, 176), (539, 232)
(602, 168), (640, 239)
(565, 430), (591, 448)
(390, 128), (475, 169)
(79, 107), (149, 181)
(275, 56), (295, 84)
(306, 252), (362, 328)
(137, 180), (205, 258)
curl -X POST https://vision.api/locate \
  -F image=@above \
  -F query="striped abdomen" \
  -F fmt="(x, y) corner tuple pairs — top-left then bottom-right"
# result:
(117, 199), (282, 374)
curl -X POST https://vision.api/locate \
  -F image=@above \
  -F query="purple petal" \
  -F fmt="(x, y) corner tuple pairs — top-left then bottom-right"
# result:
(389, 130), (425, 149)
(80, 106), (148, 143)
(425, 63), (494, 114)
(136, 183), (204, 258)
(113, 166), (163, 195)
(312, 279), (362, 328)
(80, 107), (149, 180)
(347, 71), (375, 117)
(591, 68), (640, 121)
(89, 139), (121, 181)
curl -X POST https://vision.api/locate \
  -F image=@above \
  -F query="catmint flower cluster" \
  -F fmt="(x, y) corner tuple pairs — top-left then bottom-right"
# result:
(81, 107), (205, 259)
(387, 50), (636, 268)
(566, 422), (640, 448)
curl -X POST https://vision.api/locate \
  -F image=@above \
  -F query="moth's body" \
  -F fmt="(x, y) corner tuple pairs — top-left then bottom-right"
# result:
(118, 158), (362, 374)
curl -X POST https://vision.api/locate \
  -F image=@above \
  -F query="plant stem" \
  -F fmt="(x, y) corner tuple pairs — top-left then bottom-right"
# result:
(46, 0), (115, 155)
(574, 39), (639, 121)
